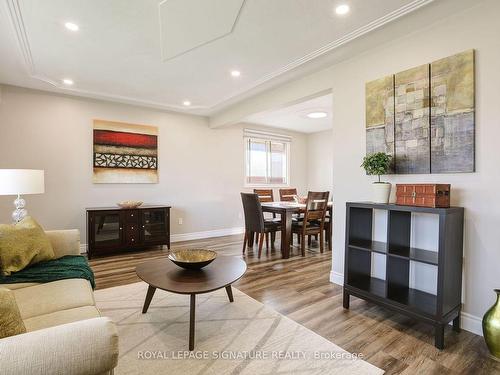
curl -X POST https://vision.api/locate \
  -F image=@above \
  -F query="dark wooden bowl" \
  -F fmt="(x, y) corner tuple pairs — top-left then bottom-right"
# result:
(168, 249), (217, 270)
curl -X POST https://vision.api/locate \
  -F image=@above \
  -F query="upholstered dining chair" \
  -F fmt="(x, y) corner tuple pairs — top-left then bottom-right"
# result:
(324, 205), (332, 251)
(292, 191), (330, 256)
(279, 188), (297, 202)
(241, 193), (281, 258)
(253, 189), (280, 247)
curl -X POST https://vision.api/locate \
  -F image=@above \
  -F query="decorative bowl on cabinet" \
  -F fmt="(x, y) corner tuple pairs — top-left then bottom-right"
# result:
(117, 201), (143, 209)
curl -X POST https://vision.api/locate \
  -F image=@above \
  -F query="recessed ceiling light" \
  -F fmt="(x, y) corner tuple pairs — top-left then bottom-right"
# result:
(231, 70), (241, 77)
(306, 112), (328, 119)
(183, 101), (191, 106)
(335, 4), (350, 15)
(62, 78), (74, 85)
(64, 22), (79, 31)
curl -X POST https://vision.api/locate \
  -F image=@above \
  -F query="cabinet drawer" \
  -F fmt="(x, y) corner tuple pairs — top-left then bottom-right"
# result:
(123, 210), (139, 223)
(127, 235), (138, 245)
(126, 223), (139, 234)
(126, 224), (139, 245)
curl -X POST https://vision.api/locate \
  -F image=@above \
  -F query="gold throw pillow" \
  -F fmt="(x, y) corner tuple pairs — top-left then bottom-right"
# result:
(0, 288), (26, 338)
(0, 216), (55, 276)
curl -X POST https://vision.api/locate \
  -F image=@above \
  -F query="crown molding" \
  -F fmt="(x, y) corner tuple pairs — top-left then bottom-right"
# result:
(5, 0), (34, 74)
(4, 0), (433, 114)
(3, 0), (204, 112)
(211, 0), (435, 111)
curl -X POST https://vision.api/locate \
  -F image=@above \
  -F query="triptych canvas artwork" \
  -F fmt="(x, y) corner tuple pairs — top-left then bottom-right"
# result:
(365, 49), (475, 174)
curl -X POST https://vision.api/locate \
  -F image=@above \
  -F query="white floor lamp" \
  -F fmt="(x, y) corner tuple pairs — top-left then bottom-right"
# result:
(0, 169), (45, 222)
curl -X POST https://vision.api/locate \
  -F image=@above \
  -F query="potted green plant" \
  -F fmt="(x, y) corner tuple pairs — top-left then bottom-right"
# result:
(361, 152), (393, 203)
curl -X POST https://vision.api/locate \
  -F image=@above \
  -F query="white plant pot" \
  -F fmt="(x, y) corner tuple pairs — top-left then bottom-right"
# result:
(372, 182), (391, 204)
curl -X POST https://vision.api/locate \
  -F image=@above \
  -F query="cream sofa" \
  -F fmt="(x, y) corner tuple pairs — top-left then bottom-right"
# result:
(0, 230), (119, 375)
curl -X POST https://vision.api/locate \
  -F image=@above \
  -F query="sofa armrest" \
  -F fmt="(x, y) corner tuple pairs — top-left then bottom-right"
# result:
(0, 317), (119, 375)
(45, 229), (81, 258)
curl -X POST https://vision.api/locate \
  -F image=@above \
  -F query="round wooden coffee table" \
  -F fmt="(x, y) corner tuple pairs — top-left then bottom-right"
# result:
(136, 256), (247, 350)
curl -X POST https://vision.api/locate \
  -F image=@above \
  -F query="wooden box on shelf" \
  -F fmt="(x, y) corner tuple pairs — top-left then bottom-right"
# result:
(343, 202), (464, 350)
(396, 184), (451, 208)
(86, 205), (170, 259)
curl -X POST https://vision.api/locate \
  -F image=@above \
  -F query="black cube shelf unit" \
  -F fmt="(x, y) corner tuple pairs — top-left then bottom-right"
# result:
(343, 202), (464, 349)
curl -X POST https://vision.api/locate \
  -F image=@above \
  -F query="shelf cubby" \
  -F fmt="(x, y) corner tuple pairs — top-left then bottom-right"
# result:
(388, 246), (438, 265)
(343, 202), (464, 349)
(387, 286), (437, 317)
(348, 239), (387, 254)
(348, 276), (387, 299)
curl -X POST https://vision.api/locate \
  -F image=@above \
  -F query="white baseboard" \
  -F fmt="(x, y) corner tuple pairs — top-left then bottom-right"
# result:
(171, 227), (244, 243)
(328, 270), (483, 336)
(329, 270), (344, 286)
(79, 226), (245, 254)
(461, 312), (483, 336)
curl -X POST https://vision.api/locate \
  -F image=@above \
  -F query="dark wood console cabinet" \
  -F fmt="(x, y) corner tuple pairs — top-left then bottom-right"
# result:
(343, 202), (464, 349)
(86, 205), (170, 259)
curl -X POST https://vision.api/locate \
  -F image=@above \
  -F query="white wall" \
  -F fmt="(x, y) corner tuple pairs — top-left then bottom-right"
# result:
(0, 85), (308, 241)
(208, 0), (500, 333)
(307, 130), (333, 194)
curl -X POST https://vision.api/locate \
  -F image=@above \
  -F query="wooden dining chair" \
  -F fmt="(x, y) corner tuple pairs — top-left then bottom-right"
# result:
(253, 189), (274, 203)
(292, 191), (330, 256)
(279, 188), (304, 236)
(306, 203), (332, 251)
(241, 193), (281, 258)
(279, 188), (297, 202)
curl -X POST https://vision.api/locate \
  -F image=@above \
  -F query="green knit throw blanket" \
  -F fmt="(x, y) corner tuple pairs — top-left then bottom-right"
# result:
(0, 255), (95, 289)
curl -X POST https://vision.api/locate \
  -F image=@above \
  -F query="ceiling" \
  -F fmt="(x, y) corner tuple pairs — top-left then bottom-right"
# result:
(244, 93), (333, 134)
(0, 0), (433, 115)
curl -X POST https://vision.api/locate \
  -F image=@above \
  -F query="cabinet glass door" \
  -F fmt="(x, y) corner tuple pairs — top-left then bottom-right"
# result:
(141, 209), (167, 243)
(92, 212), (122, 247)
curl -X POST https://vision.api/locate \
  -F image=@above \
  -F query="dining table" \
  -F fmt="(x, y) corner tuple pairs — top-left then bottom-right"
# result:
(256, 201), (333, 259)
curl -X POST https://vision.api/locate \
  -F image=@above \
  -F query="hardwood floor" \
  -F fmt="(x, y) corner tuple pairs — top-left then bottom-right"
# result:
(89, 234), (499, 374)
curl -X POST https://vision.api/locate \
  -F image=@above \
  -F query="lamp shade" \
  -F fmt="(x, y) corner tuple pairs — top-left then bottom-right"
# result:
(0, 169), (45, 195)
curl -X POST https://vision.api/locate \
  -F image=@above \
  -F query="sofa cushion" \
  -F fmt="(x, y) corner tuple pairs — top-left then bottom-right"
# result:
(45, 230), (81, 259)
(0, 216), (55, 276)
(23, 306), (101, 332)
(13, 279), (95, 320)
(0, 282), (39, 290)
(0, 317), (119, 375)
(0, 288), (26, 338)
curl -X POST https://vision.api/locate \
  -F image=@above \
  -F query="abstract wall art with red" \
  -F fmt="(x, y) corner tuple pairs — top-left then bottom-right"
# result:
(93, 120), (159, 183)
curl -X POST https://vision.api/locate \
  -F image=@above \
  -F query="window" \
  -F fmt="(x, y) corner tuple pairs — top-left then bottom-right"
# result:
(244, 129), (290, 186)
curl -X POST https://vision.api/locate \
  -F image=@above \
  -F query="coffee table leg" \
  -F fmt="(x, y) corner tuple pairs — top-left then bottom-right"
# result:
(189, 294), (196, 351)
(142, 285), (156, 314)
(225, 285), (234, 302)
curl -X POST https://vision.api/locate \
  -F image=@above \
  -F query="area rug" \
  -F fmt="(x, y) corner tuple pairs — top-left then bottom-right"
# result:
(95, 282), (383, 374)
